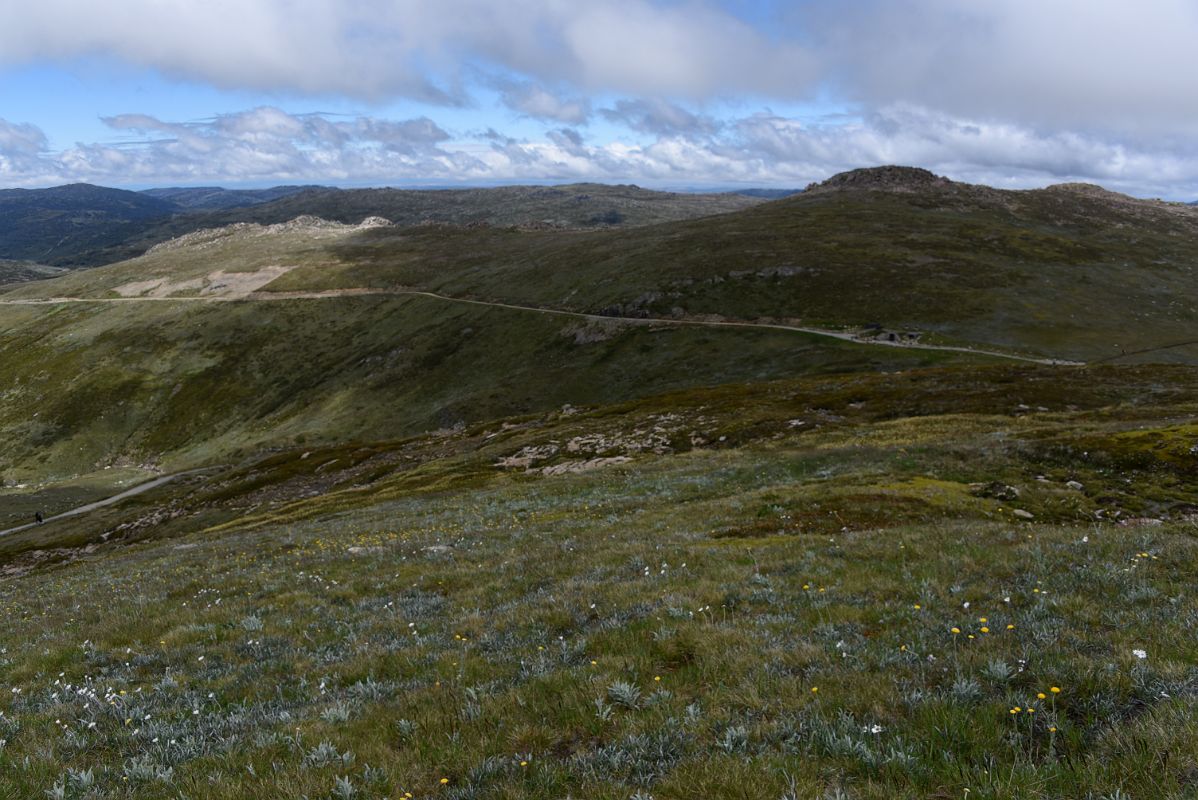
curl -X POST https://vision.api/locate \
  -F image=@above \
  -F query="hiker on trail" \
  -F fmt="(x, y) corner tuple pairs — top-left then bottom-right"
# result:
(34, 511), (43, 525)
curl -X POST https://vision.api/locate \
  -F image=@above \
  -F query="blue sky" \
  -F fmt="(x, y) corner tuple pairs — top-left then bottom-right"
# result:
(1, 0), (1197, 197)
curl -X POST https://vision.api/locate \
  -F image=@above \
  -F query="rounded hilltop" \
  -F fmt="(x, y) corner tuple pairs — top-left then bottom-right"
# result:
(805, 166), (955, 194)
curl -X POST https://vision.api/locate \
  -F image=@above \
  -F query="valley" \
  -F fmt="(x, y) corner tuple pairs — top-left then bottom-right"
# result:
(0, 168), (1196, 799)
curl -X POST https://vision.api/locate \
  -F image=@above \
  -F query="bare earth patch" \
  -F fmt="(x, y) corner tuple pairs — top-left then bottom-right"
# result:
(114, 265), (296, 299)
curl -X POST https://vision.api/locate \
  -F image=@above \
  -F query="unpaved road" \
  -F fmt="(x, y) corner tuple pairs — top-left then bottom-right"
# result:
(0, 288), (1082, 366)
(0, 470), (205, 538)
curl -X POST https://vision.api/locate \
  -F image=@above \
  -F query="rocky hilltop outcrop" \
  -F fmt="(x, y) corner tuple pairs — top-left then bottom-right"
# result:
(804, 166), (956, 194)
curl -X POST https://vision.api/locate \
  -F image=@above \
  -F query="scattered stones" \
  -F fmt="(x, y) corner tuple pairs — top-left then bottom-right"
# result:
(970, 481), (1021, 501)
(1065, 480), (1085, 491)
(1013, 509), (1035, 520)
(539, 457), (632, 476)
(494, 444), (559, 470)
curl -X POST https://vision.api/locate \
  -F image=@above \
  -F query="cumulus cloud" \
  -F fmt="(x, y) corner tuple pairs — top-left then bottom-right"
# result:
(0, 119), (47, 157)
(0, 108), (465, 185)
(802, 0), (1198, 136)
(0, 0), (817, 102)
(600, 99), (722, 139)
(5, 0), (1196, 135)
(0, 119), (51, 179)
(5, 104), (1198, 199)
(4, 1), (1198, 194)
(722, 106), (1198, 193)
(497, 82), (591, 124)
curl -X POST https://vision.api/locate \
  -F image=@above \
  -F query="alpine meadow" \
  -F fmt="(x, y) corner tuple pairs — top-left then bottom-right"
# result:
(2, 3), (1198, 799)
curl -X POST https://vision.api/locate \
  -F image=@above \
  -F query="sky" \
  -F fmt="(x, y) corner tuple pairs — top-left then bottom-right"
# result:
(1, 0), (1198, 197)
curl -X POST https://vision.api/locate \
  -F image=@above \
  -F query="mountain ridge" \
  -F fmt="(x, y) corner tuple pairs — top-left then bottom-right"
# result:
(0, 182), (765, 267)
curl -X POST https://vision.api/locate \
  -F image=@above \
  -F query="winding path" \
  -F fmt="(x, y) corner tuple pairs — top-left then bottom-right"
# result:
(0, 470), (206, 538)
(0, 289), (1082, 366)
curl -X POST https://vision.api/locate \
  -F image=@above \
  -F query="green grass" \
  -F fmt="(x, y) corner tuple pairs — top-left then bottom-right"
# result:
(2, 173), (1198, 797)
(276, 184), (1198, 362)
(6, 171), (1198, 484)
(0, 287), (973, 481)
(1, 365), (1197, 797)
(0, 183), (764, 267)
(0, 260), (66, 287)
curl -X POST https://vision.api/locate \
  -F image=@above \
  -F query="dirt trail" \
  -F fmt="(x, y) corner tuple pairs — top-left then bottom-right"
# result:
(0, 470), (206, 538)
(0, 289), (1082, 366)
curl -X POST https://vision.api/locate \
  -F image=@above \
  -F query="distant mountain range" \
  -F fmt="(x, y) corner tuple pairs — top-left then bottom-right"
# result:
(3, 174), (1189, 273)
(0, 184), (317, 267)
(0, 184), (176, 267)
(2, 164), (1198, 480)
(0, 182), (775, 268)
(140, 185), (322, 211)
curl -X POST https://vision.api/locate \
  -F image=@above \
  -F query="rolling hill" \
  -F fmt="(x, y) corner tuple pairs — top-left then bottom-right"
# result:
(0, 182), (766, 268)
(139, 185), (320, 210)
(0, 259), (66, 286)
(2, 168), (1198, 799)
(292, 167), (1198, 364)
(0, 184), (178, 266)
(2, 166), (1197, 481)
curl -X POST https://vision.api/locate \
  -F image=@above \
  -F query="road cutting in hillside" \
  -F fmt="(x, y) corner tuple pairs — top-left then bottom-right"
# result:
(0, 287), (1084, 367)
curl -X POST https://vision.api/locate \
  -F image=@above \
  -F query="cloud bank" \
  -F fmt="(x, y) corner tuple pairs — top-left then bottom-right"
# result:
(0, 0), (814, 102)
(4, 105), (1197, 198)
(1, 1), (1197, 195)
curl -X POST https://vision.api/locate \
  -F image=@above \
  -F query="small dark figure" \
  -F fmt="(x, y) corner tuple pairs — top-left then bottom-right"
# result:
(34, 511), (43, 525)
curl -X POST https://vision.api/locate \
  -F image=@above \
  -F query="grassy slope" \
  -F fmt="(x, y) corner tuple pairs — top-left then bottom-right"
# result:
(0, 260), (66, 287)
(250, 181), (1198, 363)
(0, 285), (966, 482)
(5, 171), (1198, 481)
(0, 185), (179, 266)
(5, 172), (1198, 797)
(0, 365), (1197, 798)
(25, 184), (765, 267)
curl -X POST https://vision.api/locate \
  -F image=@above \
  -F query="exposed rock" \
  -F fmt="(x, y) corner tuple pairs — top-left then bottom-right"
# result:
(1012, 509), (1035, 520)
(562, 319), (624, 344)
(539, 457), (631, 476)
(970, 481), (1021, 501)
(494, 444), (560, 469)
(805, 166), (954, 194)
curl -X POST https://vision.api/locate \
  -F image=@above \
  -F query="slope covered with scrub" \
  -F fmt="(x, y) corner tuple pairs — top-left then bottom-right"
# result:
(0, 183), (765, 267)
(267, 167), (1198, 363)
(3, 166), (1198, 484)
(2, 168), (1198, 798)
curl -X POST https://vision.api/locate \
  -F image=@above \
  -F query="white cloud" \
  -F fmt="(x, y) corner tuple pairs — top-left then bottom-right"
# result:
(499, 83), (591, 125)
(3, 104), (1198, 199)
(4, 1), (1198, 194)
(4, 0), (1196, 135)
(0, 0), (818, 102)
(0, 120), (49, 176)
(600, 99), (722, 139)
(804, 0), (1198, 136)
